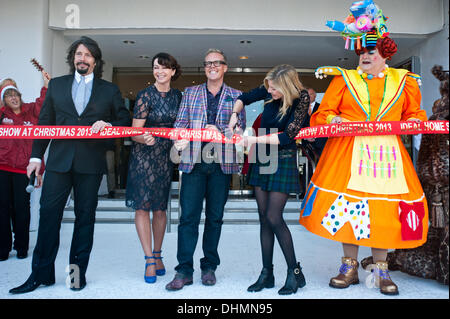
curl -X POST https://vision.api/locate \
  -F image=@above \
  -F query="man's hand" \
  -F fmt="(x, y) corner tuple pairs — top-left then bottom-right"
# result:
(407, 118), (422, 124)
(91, 120), (112, 133)
(205, 124), (220, 133)
(26, 161), (42, 188)
(331, 116), (343, 124)
(174, 139), (189, 151)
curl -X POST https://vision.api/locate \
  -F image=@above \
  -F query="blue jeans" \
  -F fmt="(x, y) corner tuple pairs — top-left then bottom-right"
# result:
(175, 163), (231, 276)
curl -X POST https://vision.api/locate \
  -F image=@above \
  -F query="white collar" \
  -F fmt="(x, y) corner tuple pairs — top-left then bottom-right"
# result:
(75, 71), (94, 84)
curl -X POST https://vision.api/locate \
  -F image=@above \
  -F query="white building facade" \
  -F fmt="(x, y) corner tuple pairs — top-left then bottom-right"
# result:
(1, 0), (448, 113)
(0, 0), (448, 227)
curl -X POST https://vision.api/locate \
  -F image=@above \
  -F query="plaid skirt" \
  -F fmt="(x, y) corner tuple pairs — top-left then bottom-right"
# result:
(247, 149), (300, 194)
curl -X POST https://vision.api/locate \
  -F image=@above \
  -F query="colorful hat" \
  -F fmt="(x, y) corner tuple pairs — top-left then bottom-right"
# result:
(1, 85), (20, 101)
(325, 0), (389, 50)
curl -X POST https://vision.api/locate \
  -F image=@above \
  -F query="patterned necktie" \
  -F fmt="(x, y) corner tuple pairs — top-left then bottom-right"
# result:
(74, 77), (86, 115)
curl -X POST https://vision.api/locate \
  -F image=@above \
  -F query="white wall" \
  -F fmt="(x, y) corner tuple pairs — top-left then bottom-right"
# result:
(391, 0), (449, 116)
(0, 0), (55, 230)
(50, 31), (72, 77)
(0, 0), (113, 95)
(417, 0), (449, 117)
(47, 0), (444, 35)
(0, 0), (52, 102)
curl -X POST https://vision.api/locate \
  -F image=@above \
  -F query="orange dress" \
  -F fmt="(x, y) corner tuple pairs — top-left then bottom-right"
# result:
(299, 68), (428, 249)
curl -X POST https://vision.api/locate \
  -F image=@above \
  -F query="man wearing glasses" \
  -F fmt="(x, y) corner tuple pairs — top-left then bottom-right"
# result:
(166, 49), (245, 291)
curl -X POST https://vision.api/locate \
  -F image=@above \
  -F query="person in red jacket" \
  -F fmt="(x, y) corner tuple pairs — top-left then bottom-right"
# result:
(0, 78), (18, 108)
(0, 71), (50, 261)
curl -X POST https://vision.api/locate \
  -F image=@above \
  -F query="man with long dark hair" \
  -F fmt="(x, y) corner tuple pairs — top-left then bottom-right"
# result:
(9, 36), (130, 294)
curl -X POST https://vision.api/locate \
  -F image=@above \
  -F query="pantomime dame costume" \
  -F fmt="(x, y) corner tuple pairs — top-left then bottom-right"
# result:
(299, 0), (428, 295)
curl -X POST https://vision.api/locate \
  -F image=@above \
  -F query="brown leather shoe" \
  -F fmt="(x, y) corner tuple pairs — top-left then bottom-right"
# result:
(329, 257), (359, 288)
(375, 261), (399, 295)
(201, 269), (216, 286)
(165, 273), (193, 291)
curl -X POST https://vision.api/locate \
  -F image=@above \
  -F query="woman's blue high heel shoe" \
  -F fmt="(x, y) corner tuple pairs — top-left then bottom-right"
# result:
(144, 256), (157, 283)
(153, 250), (166, 276)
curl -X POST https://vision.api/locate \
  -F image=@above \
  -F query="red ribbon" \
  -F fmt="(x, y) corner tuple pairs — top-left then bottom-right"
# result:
(293, 120), (449, 139)
(0, 121), (448, 143)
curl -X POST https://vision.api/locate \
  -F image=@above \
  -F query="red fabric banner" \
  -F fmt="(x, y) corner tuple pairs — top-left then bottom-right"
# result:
(0, 121), (448, 143)
(293, 120), (449, 139)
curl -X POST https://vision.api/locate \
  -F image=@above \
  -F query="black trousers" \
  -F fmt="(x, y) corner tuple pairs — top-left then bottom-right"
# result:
(31, 170), (102, 283)
(0, 170), (30, 256)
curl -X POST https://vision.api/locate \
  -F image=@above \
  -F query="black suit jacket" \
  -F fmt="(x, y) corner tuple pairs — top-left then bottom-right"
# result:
(31, 74), (131, 174)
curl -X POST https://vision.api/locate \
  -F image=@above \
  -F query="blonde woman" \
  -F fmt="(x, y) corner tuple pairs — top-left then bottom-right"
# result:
(229, 64), (310, 295)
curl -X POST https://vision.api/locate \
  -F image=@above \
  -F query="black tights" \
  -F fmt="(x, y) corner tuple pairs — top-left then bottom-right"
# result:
(254, 186), (297, 269)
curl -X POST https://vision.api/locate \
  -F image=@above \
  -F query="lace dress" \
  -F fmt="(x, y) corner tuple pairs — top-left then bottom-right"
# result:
(126, 85), (182, 211)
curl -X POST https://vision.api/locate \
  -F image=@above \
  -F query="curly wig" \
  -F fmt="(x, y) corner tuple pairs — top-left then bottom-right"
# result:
(355, 37), (398, 60)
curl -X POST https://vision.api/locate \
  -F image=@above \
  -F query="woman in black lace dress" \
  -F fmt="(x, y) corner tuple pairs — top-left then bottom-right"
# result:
(126, 53), (182, 283)
(229, 65), (310, 295)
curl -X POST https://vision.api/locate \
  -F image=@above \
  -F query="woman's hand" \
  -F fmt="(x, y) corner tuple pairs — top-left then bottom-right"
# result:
(228, 112), (238, 132)
(228, 100), (244, 132)
(143, 132), (156, 146)
(42, 71), (51, 88)
(237, 135), (257, 148)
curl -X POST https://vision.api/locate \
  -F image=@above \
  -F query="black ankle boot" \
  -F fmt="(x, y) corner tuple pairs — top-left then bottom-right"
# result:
(247, 265), (275, 292)
(278, 262), (306, 295)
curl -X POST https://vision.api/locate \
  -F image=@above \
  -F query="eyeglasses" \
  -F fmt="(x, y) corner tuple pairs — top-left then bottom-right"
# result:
(4, 92), (20, 98)
(203, 60), (227, 68)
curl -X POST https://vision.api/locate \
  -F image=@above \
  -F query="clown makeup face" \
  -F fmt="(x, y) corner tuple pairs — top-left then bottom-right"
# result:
(358, 48), (387, 75)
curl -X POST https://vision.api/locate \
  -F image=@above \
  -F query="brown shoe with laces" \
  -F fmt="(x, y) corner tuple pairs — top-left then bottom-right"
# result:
(329, 257), (359, 288)
(375, 261), (399, 295)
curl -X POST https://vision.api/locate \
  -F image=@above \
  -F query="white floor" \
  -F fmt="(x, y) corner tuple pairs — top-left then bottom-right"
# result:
(0, 223), (448, 300)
